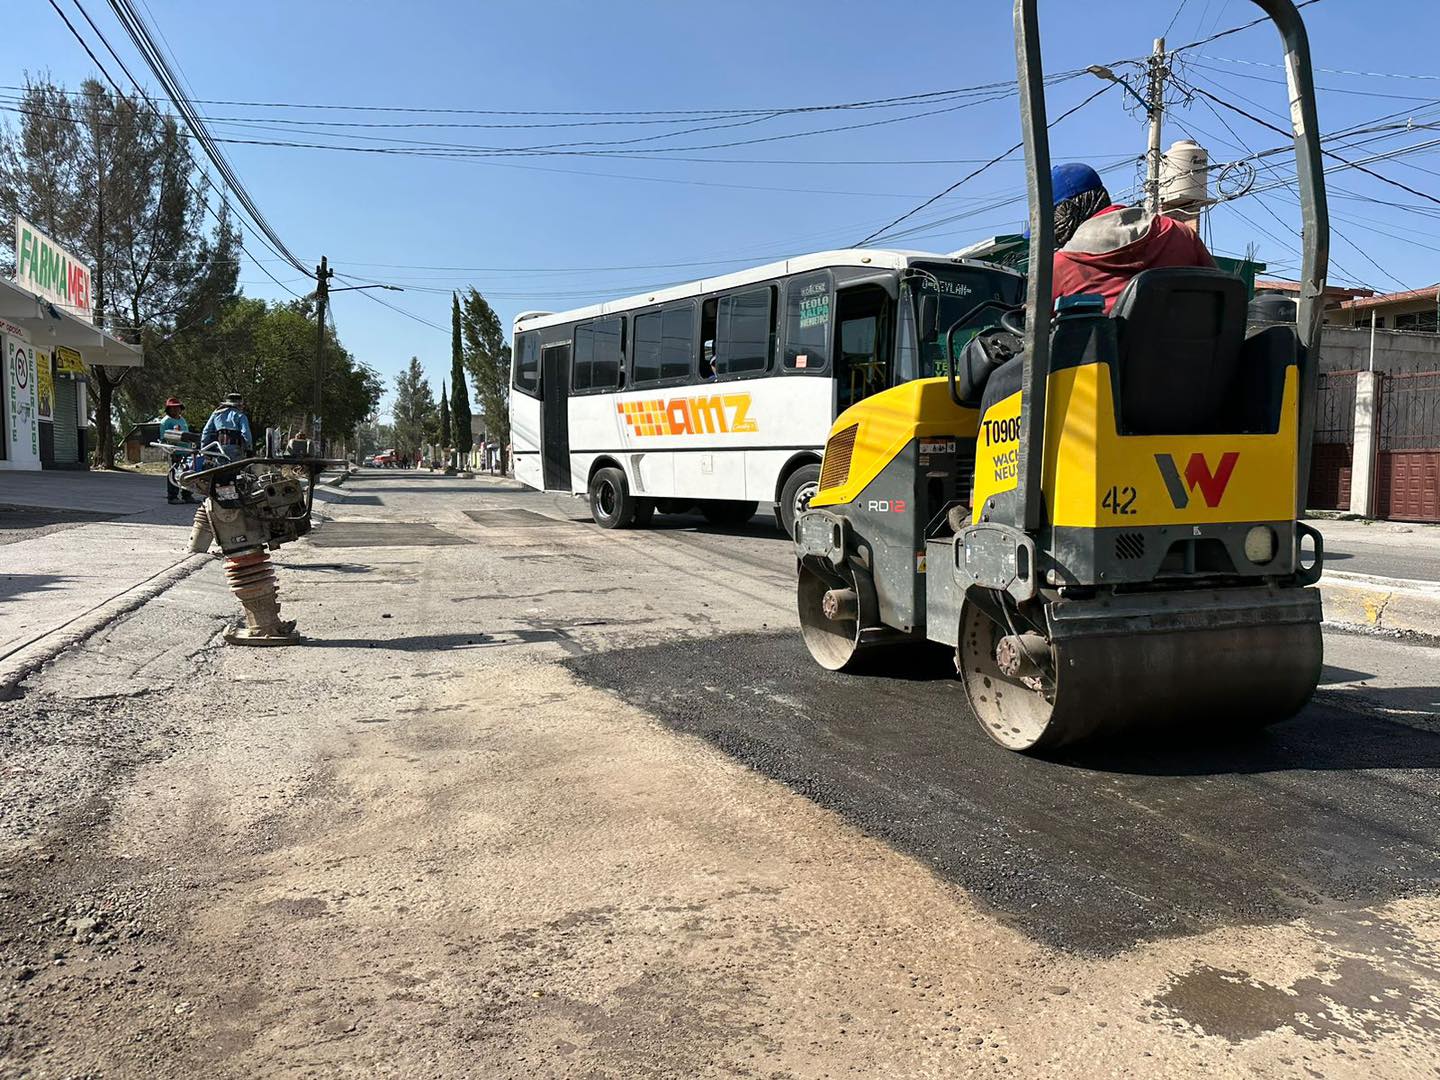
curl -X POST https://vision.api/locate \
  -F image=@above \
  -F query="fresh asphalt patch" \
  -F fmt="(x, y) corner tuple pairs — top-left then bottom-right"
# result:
(463, 508), (571, 528)
(566, 630), (1440, 955)
(0, 505), (118, 546)
(307, 521), (469, 547)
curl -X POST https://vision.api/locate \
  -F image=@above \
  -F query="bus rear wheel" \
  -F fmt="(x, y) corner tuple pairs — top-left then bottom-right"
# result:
(588, 467), (649, 529)
(701, 500), (757, 527)
(778, 463), (822, 539)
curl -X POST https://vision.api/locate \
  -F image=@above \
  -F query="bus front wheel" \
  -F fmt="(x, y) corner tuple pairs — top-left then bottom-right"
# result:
(778, 464), (822, 539)
(588, 467), (648, 529)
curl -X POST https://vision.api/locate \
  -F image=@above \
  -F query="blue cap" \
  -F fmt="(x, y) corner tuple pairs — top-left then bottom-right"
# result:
(1051, 162), (1104, 206)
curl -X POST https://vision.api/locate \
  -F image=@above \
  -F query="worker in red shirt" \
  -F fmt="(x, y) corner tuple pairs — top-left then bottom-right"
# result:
(1049, 162), (1216, 312)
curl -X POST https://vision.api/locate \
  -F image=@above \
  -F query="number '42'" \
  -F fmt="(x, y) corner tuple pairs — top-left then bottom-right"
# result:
(1103, 485), (1138, 515)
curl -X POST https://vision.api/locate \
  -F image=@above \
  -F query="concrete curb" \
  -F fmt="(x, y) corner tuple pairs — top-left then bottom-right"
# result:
(1319, 570), (1440, 639)
(0, 551), (214, 699)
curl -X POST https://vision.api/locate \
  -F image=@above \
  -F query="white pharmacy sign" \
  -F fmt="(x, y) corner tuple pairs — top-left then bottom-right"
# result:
(15, 216), (94, 323)
(1, 317), (40, 468)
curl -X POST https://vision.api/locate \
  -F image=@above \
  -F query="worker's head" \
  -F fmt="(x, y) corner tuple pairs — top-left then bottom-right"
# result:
(164, 397), (184, 416)
(1051, 162), (1111, 247)
(223, 392), (244, 409)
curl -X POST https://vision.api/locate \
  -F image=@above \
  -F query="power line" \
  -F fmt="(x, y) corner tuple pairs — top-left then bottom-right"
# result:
(41, 0), (304, 302)
(0, 76), (1052, 119)
(103, 0), (309, 274)
(1196, 55), (1440, 83)
(854, 83), (1114, 247)
(332, 274), (449, 336)
(1165, 0), (1324, 54)
(1164, 0), (1193, 38)
(1189, 85), (1440, 208)
(1186, 60), (1440, 104)
(62, 0), (305, 281)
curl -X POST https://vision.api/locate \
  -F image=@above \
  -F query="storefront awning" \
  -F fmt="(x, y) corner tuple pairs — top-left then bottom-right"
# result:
(0, 276), (143, 367)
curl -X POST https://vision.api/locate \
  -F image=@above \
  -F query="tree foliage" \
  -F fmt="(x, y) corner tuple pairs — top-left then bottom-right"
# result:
(0, 76), (242, 464)
(352, 416), (394, 457)
(126, 296), (382, 443)
(450, 293), (472, 454)
(392, 357), (435, 459)
(1, 76), (380, 461)
(460, 287), (509, 449)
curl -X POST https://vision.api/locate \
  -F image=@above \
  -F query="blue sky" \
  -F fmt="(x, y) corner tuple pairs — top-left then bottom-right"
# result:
(10, 0), (1440, 416)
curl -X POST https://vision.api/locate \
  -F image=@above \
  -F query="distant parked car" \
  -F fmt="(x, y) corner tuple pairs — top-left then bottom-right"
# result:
(362, 454), (377, 467)
(373, 449), (398, 467)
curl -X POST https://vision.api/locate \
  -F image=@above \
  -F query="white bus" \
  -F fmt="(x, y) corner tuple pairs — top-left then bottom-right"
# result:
(509, 249), (1024, 536)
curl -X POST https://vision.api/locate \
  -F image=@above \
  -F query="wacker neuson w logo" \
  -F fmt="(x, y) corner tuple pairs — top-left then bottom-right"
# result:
(1155, 451), (1239, 509)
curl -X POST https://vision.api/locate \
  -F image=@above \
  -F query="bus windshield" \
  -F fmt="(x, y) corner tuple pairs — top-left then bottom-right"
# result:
(905, 265), (1025, 379)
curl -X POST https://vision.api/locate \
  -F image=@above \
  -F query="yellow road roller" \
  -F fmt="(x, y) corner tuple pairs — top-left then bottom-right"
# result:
(794, 0), (1330, 752)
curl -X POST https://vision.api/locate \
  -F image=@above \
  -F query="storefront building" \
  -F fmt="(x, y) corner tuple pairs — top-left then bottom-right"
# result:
(2, 218), (141, 471)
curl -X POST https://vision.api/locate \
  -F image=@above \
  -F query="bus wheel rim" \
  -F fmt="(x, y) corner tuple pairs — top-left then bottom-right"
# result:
(793, 481), (818, 519)
(599, 481), (618, 518)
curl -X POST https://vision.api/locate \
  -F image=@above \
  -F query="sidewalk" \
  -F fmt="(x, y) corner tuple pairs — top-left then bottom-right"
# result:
(1310, 517), (1440, 637)
(0, 470), (209, 694)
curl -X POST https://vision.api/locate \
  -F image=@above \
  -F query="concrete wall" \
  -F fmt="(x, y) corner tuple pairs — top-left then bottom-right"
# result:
(1318, 326), (1440, 374)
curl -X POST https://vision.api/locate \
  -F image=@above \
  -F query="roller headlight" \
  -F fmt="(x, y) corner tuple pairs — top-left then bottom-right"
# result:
(1244, 525), (1278, 564)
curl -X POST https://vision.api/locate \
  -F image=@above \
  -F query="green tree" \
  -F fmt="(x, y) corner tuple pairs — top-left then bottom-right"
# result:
(392, 357), (435, 460)
(460, 287), (509, 452)
(352, 415), (394, 458)
(132, 295), (379, 445)
(450, 293), (472, 461)
(0, 77), (240, 465)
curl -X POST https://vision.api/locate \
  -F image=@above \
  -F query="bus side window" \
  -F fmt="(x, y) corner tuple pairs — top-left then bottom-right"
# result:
(513, 332), (540, 396)
(784, 272), (831, 373)
(636, 304), (695, 385)
(572, 317), (622, 393)
(592, 317), (623, 391)
(572, 324), (594, 393)
(632, 312), (663, 384)
(660, 305), (695, 381)
(714, 287), (773, 379)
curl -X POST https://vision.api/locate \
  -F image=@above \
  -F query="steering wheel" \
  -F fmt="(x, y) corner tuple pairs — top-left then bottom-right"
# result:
(999, 306), (1026, 337)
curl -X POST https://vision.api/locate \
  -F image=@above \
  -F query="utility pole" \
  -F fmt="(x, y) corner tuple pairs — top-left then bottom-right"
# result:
(1145, 37), (1167, 216)
(312, 255), (332, 450)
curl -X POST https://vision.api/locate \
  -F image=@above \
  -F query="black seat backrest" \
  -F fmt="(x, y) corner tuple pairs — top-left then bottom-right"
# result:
(1109, 267), (1248, 435)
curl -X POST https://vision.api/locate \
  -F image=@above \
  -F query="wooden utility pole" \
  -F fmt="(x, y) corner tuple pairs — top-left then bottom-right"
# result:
(312, 255), (332, 449)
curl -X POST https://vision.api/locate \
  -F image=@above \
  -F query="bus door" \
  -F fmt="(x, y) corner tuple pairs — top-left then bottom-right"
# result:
(540, 343), (571, 490)
(833, 285), (892, 414)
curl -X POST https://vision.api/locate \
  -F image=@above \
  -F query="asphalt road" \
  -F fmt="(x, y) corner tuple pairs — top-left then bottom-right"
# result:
(1322, 532), (1440, 582)
(3, 469), (1438, 1078)
(569, 630), (1440, 955)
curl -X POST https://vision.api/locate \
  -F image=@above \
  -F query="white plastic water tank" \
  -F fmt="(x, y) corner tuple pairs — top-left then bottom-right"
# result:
(1161, 139), (1209, 208)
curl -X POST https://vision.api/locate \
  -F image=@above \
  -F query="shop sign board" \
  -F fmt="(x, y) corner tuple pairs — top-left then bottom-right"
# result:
(15, 216), (94, 323)
(2, 318), (39, 461)
(54, 345), (86, 378)
(35, 347), (53, 420)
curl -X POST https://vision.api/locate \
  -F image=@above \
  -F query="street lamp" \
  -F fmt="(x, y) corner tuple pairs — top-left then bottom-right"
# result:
(1085, 64), (1150, 113)
(1087, 40), (1167, 216)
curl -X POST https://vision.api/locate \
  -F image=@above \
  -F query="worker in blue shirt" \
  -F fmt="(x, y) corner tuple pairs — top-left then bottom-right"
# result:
(201, 393), (254, 461)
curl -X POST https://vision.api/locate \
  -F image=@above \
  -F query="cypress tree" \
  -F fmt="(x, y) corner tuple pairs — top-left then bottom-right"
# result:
(450, 293), (473, 463)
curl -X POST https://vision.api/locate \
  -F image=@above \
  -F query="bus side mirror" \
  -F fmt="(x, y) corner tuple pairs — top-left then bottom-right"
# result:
(919, 294), (938, 340)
